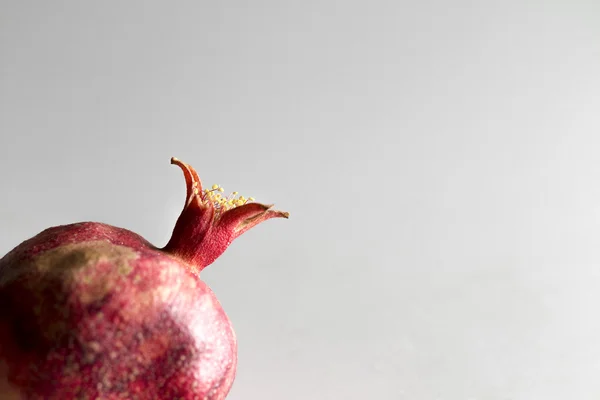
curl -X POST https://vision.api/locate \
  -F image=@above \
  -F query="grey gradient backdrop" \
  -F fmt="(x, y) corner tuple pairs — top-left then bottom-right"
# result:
(2, 1), (600, 399)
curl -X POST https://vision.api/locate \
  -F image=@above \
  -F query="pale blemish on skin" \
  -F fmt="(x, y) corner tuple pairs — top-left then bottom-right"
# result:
(0, 241), (140, 344)
(24, 240), (140, 305)
(32, 240), (138, 275)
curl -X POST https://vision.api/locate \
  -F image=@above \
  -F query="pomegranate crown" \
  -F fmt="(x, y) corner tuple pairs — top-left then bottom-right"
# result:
(163, 157), (288, 272)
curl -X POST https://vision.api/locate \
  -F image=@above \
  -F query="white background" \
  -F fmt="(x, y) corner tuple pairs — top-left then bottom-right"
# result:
(2, 1), (600, 399)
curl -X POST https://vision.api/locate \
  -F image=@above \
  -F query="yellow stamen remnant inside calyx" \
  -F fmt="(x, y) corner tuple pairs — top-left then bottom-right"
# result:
(202, 184), (255, 211)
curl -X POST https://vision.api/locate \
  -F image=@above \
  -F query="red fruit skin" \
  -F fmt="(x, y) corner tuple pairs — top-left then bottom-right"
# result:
(0, 158), (288, 399)
(0, 222), (237, 400)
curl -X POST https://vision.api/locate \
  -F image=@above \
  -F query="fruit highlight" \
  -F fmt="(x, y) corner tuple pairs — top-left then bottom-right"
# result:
(0, 157), (288, 399)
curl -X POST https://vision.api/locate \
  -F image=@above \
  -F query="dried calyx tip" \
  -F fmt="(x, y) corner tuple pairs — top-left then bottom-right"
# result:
(170, 156), (289, 216)
(279, 211), (290, 219)
(165, 156), (289, 270)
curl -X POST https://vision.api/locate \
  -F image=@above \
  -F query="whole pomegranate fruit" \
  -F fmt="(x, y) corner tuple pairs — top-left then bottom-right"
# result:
(0, 157), (288, 400)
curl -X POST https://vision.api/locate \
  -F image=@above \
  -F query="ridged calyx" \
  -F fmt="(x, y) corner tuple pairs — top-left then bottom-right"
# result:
(163, 157), (289, 272)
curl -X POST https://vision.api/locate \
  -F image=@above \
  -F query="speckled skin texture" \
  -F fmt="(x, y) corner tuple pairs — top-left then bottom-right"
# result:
(0, 222), (237, 400)
(0, 158), (288, 400)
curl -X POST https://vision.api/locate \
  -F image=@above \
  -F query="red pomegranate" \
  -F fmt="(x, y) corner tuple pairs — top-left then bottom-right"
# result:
(0, 157), (288, 400)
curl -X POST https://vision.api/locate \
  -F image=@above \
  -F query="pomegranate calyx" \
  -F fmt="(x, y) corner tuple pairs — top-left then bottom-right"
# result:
(162, 157), (288, 272)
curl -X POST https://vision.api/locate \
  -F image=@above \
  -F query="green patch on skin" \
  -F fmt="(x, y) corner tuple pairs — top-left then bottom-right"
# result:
(60, 241), (139, 305)
(2, 241), (140, 342)
(33, 247), (97, 274)
(118, 262), (133, 276)
(11, 240), (140, 285)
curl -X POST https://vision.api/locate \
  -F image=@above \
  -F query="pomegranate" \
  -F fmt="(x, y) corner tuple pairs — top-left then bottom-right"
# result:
(0, 157), (288, 400)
